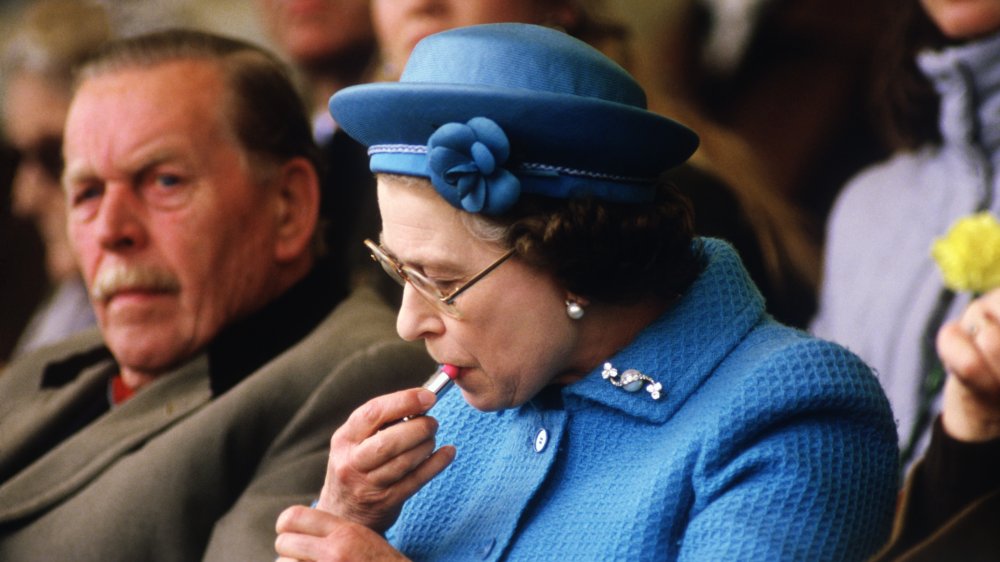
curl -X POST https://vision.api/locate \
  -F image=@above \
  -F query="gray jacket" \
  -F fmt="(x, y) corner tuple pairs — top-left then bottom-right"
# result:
(0, 286), (433, 561)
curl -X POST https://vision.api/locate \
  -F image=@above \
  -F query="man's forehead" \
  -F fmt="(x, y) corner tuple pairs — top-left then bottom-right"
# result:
(63, 61), (235, 180)
(66, 60), (230, 139)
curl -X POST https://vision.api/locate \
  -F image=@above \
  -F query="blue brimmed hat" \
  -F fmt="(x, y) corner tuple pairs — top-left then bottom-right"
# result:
(329, 23), (698, 215)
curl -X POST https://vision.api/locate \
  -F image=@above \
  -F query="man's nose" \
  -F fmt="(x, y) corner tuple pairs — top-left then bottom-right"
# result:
(94, 185), (147, 252)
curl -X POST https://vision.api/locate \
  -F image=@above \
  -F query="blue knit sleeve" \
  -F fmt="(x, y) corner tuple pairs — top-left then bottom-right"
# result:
(679, 337), (899, 561)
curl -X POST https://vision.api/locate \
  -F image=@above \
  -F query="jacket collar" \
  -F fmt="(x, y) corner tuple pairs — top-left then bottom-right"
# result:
(0, 354), (212, 523)
(205, 257), (346, 395)
(563, 238), (765, 424)
(919, 30), (1000, 172)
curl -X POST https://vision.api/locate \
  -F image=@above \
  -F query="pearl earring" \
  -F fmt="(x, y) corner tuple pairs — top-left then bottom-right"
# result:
(565, 299), (585, 320)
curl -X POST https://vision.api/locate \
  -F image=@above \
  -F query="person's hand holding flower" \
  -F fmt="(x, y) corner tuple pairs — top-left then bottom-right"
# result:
(933, 212), (1000, 441)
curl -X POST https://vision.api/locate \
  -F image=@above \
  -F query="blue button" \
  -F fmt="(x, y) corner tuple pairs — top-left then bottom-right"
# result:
(479, 537), (495, 559)
(534, 428), (548, 452)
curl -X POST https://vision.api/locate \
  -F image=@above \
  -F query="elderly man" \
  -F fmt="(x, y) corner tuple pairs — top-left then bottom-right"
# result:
(0, 29), (432, 561)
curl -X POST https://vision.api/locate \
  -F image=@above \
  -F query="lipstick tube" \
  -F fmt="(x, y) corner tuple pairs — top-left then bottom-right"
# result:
(400, 364), (459, 422)
(422, 364), (459, 394)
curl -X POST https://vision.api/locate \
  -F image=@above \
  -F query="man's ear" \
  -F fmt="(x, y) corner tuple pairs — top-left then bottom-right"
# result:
(272, 156), (320, 263)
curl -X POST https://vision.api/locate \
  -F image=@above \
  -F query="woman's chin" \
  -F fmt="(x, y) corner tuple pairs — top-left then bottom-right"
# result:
(456, 387), (507, 413)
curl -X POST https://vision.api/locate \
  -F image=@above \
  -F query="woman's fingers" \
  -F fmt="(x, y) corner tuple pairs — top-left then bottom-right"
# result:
(358, 430), (439, 487)
(275, 508), (411, 561)
(364, 444), (457, 504)
(274, 507), (341, 561)
(322, 442), (456, 532)
(315, 388), (454, 532)
(944, 296), (1000, 396)
(350, 415), (438, 472)
(968, 302), (1000, 377)
(337, 389), (436, 444)
(276, 504), (340, 536)
(939, 322), (986, 383)
(273, 388), (451, 557)
(939, 289), (1000, 441)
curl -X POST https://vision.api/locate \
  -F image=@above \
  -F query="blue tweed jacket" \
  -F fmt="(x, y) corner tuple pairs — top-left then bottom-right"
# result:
(387, 239), (899, 561)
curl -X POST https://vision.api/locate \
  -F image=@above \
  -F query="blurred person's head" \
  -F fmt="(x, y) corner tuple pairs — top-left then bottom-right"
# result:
(64, 29), (321, 386)
(2, 0), (111, 282)
(371, 0), (629, 80)
(876, 0), (1000, 151)
(257, 0), (376, 110)
(920, 0), (1000, 40)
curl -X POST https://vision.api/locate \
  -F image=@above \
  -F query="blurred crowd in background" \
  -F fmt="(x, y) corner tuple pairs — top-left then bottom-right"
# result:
(0, 0), (896, 362)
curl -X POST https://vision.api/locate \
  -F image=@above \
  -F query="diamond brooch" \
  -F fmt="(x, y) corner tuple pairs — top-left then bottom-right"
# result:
(601, 362), (662, 400)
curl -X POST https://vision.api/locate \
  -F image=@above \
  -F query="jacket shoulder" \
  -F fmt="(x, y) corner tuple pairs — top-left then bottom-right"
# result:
(714, 321), (892, 427)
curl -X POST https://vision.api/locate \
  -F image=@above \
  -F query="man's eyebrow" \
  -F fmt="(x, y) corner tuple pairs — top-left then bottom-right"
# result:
(62, 146), (188, 188)
(126, 146), (186, 173)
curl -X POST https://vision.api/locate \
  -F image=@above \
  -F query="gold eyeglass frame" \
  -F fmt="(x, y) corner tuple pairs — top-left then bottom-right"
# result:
(364, 239), (515, 317)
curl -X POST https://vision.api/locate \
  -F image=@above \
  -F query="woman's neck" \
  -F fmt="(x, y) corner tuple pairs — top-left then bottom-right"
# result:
(558, 296), (671, 384)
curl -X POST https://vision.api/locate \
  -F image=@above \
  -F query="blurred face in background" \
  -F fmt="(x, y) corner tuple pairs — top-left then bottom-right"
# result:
(259, 0), (374, 67)
(3, 71), (77, 282)
(921, 0), (1000, 39)
(372, 0), (576, 78)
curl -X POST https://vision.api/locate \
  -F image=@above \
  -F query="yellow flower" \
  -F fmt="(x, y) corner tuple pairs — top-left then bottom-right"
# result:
(931, 211), (1000, 293)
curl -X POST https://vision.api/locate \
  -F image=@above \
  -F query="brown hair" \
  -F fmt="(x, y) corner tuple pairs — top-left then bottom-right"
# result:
(462, 179), (702, 305)
(871, 0), (948, 150)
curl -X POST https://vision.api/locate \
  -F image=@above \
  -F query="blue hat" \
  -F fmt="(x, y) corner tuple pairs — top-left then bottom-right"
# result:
(330, 23), (698, 215)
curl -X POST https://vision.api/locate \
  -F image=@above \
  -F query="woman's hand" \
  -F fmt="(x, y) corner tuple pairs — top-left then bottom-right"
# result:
(275, 505), (411, 561)
(316, 388), (456, 532)
(938, 288), (1000, 441)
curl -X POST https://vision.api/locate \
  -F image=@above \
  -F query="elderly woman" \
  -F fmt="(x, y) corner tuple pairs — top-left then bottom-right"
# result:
(275, 24), (898, 561)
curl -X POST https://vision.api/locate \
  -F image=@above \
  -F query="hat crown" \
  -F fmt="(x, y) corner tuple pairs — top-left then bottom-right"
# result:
(329, 23), (698, 215)
(400, 24), (647, 110)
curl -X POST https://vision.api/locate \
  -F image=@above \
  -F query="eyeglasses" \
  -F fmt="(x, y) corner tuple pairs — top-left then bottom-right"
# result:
(10, 135), (64, 184)
(364, 238), (515, 318)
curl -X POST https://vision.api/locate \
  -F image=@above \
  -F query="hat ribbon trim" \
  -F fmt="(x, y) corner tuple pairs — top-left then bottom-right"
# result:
(368, 144), (652, 184)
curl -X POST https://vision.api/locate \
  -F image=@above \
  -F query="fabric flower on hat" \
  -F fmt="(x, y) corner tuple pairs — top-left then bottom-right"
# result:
(931, 211), (1000, 294)
(428, 117), (521, 214)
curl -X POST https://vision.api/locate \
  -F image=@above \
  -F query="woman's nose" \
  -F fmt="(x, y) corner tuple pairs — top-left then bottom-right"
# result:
(395, 283), (446, 342)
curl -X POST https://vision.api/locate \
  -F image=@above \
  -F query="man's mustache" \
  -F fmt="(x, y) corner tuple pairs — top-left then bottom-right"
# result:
(90, 264), (181, 302)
